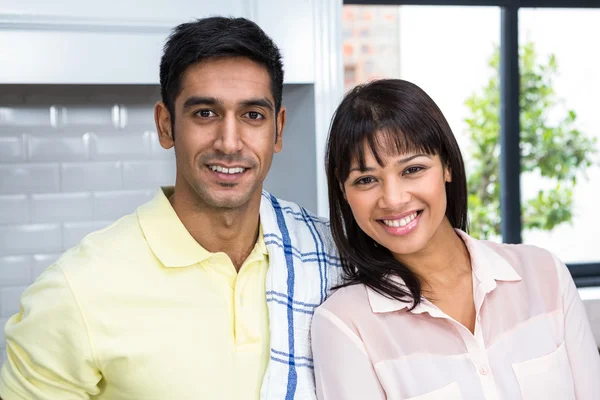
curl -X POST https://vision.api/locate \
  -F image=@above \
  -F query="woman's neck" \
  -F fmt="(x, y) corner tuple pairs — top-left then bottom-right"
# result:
(396, 220), (472, 294)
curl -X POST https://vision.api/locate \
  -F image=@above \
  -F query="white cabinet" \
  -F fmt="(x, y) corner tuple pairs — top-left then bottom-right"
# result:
(0, 0), (314, 84)
(0, 0), (249, 21)
(253, 0), (315, 84)
(0, 0), (251, 22)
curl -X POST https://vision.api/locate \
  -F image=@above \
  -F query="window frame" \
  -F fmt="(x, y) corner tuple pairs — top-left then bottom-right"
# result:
(343, 0), (600, 286)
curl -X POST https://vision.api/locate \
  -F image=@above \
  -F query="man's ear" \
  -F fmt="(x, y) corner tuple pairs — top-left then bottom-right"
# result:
(155, 101), (174, 150)
(274, 106), (286, 153)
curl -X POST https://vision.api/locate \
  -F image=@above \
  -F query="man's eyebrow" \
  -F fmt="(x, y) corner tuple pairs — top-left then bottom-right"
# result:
(240, 97), (275, 112)
(182, 96), (220, 110)
(181, 96), (275, 113)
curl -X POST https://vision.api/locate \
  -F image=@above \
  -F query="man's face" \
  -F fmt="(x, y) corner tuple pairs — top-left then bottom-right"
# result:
(157, 57), (285, 209)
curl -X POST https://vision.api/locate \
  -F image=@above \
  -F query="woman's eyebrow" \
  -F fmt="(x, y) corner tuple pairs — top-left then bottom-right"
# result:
(396, 153), (432, 165)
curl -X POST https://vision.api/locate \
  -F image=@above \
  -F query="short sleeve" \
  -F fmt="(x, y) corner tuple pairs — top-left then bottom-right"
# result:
(0, 264), (102, 400)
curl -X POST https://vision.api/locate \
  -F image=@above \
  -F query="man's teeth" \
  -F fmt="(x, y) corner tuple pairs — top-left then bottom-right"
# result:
(209, 165), (245, 174)
(382, 212), (419, 227)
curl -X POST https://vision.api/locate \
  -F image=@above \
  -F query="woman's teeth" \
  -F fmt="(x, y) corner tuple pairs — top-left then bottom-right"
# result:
(382, 212), (418, 227)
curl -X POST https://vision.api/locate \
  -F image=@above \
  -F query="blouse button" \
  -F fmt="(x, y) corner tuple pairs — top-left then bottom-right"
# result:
(479, 366), (489, 375)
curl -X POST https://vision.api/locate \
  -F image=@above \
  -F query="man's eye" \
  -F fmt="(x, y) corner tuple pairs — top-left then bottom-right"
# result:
(244, 111), (264, 120)
(197, 110), (216, 118)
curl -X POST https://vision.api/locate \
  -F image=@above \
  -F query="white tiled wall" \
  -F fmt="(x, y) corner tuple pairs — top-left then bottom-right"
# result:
(0, 85), (175, 361)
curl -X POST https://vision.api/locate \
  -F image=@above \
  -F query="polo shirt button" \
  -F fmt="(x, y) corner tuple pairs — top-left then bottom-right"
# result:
(479, 366), (489, 375)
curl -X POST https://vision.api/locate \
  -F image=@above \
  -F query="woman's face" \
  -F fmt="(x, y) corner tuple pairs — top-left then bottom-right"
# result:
(343, 141), (451, 260)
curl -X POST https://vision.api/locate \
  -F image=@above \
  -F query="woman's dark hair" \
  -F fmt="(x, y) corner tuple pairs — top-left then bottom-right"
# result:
(159, 17), (284, 126)
(325, 79), (468, 308)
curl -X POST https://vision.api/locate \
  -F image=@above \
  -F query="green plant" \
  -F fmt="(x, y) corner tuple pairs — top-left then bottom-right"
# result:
(464, 42), (597, 239)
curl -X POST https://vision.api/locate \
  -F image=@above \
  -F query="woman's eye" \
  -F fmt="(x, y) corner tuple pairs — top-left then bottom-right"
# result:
(405, 166), (424, 175)
(355, 176), (376, 185)
(244, 111), (264, 120)
(196, 110), (216, 118)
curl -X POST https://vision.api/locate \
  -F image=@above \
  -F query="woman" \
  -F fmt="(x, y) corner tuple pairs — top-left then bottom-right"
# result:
(312, 79), (600, 400)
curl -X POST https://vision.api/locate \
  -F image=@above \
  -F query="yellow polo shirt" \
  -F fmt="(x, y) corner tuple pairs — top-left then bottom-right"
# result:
(0, 187), (270, 400)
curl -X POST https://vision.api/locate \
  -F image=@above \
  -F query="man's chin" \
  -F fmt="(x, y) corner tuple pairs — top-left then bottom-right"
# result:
(203, 191), (256, 210)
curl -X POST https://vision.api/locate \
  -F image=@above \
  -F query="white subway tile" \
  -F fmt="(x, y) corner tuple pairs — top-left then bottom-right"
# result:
(89, 132), (149, 160)
(124, 105), (156, 127)
(62, 221), (111, 249)
(0, 165), (27, 195)
(0, 286), (27, 318)
(0, 195), (29, 224)
(0, 318), (8, 345)
(31, 192), (93, 223)
(61, 162), (122, 192)
(0, 256), (31, 286)
(63, 105), (113, 127)
(0, 106), (51, 127)
(28, 133), (90, 162)
(31, 254), (60, 280)
(122, 161), (176, 189)
(0, 347), (6, 367)
(93, 190), (154, 220)
(0, 135), (25, 162)
(0, 164), (60, 194)
(28, 164), (61, 193)
(0, 224), (62, 255)
(147, 131), (175, 159)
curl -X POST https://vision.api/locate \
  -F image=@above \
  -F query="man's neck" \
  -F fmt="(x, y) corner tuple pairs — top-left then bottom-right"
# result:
(169, 189), (262, 271)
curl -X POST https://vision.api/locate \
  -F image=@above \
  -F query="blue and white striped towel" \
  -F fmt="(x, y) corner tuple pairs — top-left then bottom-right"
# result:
(259, 191), (342, 400)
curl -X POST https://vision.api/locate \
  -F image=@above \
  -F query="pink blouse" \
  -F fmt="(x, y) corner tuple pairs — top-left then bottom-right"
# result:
(311, 231), (600, 399)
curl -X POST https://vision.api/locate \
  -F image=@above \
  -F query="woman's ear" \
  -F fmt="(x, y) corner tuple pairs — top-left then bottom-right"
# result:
(335, 170), (348, 200)
(339, 181), (347, 201)
(444, 165), (452, 183)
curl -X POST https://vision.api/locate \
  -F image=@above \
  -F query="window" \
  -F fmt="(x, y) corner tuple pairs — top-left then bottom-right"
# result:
(518, 8), (600, 264)
(344, 0), (600, 284)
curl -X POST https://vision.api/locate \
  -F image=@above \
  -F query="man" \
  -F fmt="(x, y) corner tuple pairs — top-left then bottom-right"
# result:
(0, 17), (340, 400)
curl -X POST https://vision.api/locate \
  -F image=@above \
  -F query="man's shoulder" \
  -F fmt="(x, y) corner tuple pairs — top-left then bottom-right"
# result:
(55, 212), (149, 277)
(260, 192), (341, 279)
(261, 191), (330, 229)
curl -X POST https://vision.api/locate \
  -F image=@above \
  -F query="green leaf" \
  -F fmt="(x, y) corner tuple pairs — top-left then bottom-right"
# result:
(464, 41), (598, 239)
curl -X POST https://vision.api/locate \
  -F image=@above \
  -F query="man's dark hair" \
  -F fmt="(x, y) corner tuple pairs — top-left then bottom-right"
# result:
(160, 17), (284, 125)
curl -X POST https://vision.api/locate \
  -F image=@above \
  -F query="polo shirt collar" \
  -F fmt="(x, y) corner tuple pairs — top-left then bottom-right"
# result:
(137, 187), (212, 268)
(367, 230), (521, 314)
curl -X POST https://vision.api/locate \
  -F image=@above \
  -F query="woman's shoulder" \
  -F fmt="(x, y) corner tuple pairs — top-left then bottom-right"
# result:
(317, 283), (372, 322)
(476, 238), (567, 287)
(459, 230), (561, 277)
(482, 239), (555, 260)
(480, 239), (559, 267)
